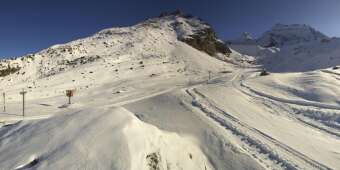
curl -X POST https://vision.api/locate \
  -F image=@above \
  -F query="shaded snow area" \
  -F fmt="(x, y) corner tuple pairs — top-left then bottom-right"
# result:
(1, 15), (340, 170)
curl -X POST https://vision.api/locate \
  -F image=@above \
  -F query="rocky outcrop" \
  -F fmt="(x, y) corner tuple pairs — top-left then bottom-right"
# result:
(160, 10), (231, 56)
(180, 27), (231, 56)
(0, 65), (20, 77)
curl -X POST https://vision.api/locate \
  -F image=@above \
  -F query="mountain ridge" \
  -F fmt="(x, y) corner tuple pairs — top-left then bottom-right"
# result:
(0, 11), (234, 84)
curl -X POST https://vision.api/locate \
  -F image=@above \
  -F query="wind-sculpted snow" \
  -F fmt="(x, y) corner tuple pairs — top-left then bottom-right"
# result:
(0, 107), (212, 170)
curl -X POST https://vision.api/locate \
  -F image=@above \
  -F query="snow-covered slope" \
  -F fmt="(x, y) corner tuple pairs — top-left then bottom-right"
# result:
(0, 12), (263, 170)
(0, 12), (231, 87)
(0, 12), (236, 101)
(0, 107), (214, 170)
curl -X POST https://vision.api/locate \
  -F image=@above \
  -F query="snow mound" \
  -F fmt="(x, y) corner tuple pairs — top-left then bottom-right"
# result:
(0, 107), (212, 170)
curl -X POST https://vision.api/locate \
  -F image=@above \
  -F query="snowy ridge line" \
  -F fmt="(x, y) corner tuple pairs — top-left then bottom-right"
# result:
(189, 89), (331, 170)
(185, 88), (298, 170)
(320, 70), (340, 81)
(320, 70), (340, 77)
(240, 82), (340, 110)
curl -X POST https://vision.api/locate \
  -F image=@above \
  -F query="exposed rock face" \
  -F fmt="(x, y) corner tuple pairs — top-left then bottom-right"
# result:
(0, 65), (20, 77)
(160, 10), (231, 56)
(180, 27), (231, 56)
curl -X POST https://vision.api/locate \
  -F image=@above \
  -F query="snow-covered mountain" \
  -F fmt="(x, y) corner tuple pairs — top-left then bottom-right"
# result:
(0, 11), (232, 85)
(1, 13), (340, 170)
(231, 32), (256, 44)
(230, 24), (340, 72)
(0, 12), (259, 170)
(258, 24), (329, 47)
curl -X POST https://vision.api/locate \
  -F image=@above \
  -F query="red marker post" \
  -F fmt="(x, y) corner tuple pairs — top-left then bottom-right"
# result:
(66, 90), (75, 104)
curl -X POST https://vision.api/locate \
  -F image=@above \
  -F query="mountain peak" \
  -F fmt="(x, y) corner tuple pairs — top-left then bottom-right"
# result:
(144, 11), (231, 56)
(258, 23), (328, 47)
(158, 10), (194, 18)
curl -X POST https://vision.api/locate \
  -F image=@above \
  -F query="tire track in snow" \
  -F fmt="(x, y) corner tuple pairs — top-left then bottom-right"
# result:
(234, 71), (340, 138)
(186, 88), (297, 170)
(240, 82), (340, 110)
(186, 87), (332, 170)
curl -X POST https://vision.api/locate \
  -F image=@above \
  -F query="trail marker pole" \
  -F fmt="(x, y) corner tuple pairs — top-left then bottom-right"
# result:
(208, 71), (212, 83)
(20, 89), (27, 117)
(2, 92), (5, 112)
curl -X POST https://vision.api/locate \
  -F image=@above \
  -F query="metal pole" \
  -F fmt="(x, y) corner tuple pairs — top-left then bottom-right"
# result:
(23, 92), (25, 117)
(68, 96), (71, 104)
(20, 89), (27, 117)
(3, 92), (5, 112)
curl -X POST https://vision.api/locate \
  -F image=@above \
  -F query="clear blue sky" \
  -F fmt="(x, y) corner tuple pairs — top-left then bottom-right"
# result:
(1, 0), (339, 58)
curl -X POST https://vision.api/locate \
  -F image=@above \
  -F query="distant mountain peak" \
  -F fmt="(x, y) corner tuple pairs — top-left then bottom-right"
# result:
(241, 32), (254, 40)
(258, 23), (328, 47)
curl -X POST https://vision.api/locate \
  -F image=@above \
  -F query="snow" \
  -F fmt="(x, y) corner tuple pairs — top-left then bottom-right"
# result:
(187, 69), (340, 169)
(0, 107), (213, 170)
(1, 15), (340, 170)
(230, 24), (340, 72)
(258, 23), (328, 47)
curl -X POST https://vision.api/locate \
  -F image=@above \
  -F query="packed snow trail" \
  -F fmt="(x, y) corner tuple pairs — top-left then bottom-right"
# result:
(240, 82), (340, 110)
(234, 70), (340, 138)
(182, 68), (339, 170)
(186, 87), (331, 170)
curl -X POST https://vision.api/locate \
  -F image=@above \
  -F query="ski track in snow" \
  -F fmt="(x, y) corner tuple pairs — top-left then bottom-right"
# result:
(186, 91), (326, 170)
(235, 71), (340, 138)
(184, 69), (337, 170)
